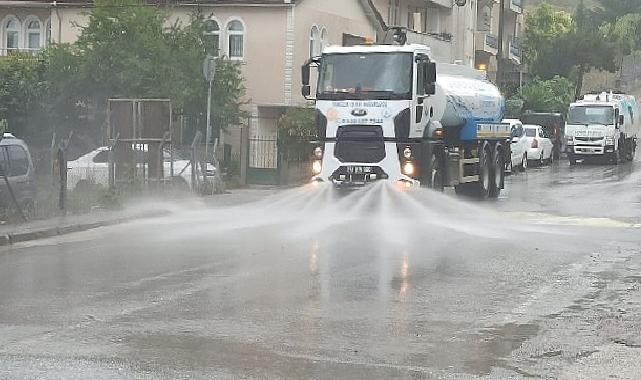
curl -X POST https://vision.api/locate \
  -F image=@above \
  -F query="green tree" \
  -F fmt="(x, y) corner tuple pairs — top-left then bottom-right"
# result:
(0, 0), (247, 149)
(523, 4), (574, 68)
(277, 107), (316, 161)
(524, 2), (615, 97)
(516, 76), (576, 113)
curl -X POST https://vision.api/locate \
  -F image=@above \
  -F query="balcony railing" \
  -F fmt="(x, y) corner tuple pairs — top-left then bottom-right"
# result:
(0, 47), (43, 57)
(475, 31), (498, 55)
(485, 34), (498, 50)
(509, 0), (523, 13)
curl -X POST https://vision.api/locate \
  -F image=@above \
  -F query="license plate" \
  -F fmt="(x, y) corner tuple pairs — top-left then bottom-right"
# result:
(346, 166), (372, 174)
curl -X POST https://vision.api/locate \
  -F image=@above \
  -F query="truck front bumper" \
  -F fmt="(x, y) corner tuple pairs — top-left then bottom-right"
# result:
(569, 145), (614, 155)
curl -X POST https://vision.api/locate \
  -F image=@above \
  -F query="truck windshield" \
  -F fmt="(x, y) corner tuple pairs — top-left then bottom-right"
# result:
(317, 52), (413, 100)
(567, 106), (615, 125)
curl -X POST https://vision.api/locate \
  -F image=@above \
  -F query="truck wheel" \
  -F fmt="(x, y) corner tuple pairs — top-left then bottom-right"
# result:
(569, 154), (577, 166)
(429, 152), (444, 192)
(474, 145), (491, 199)
(489, 144), (503, 198)
(625, 139), (634, 161)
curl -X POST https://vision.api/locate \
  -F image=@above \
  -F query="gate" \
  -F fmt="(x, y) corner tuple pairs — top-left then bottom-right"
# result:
(247, 136), (278, 184)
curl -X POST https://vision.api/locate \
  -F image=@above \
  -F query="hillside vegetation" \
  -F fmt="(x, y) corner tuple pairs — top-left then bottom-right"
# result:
(526, 0), (597, 11)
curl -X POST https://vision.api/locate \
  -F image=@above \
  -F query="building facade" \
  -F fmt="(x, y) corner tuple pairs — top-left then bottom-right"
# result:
(0, 0), (523, 182)
(474, 0), (523, 85)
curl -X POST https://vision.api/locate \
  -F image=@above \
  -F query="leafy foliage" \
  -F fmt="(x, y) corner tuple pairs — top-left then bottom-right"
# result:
(277, 107), (316, 161)
(0, 0), (246, 150)
(514, 76), (576, 113)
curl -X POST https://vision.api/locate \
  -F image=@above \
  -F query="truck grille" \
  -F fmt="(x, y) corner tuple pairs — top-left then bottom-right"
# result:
(575, 136), (603, 142)
(334, 125), (385, 163)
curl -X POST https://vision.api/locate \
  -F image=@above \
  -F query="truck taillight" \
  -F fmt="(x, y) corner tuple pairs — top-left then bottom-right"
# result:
(531, 139), (539, 148)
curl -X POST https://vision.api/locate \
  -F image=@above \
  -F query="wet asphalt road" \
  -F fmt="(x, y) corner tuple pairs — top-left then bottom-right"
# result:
(1, 157), (641, 379)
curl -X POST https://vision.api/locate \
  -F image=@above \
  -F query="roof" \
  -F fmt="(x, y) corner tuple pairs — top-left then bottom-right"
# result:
(323, 43), (430, 55)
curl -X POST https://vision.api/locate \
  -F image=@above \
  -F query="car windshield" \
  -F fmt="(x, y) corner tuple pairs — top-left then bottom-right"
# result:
(317, 52), (413, 100)
(525, 128), (537, 137)
(568, 106), (615, 125)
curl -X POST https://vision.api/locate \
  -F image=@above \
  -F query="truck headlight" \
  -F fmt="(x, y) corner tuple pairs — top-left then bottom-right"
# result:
(314, 146), (323, 159)
(312, 160), (322, 175)
(402, 161), (415, 176)
(566, 136), (574, 145)
(403, 147), (412, 159)
(605, 137), (615, 145)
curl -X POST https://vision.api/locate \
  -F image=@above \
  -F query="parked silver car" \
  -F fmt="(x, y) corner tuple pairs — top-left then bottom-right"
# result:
(0, 133), (36, 210)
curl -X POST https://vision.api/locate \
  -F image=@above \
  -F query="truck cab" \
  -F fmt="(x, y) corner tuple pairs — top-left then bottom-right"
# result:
(303, 43), (441, 187)
(566, 92), (639, 165)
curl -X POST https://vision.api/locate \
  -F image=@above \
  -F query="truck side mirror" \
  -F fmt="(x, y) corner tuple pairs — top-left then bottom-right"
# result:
(619, 115), (624, 126)
(425, 62), (437, 84)
(424, 62), (437, 95)
(302, 61), (310, 87)
(302, 85), (311, 98)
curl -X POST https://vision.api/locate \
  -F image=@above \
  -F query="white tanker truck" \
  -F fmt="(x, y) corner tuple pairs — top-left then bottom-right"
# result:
(302, 35), (510, 198)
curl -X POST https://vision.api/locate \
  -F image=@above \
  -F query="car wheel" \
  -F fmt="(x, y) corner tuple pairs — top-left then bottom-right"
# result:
(520, 154), (527, 172)
(539, 152), (544, 167)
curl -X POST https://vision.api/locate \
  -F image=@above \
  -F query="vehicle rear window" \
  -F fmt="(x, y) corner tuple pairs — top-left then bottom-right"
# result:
(6, 145), (29, 176)
(525, 129), (536, 137)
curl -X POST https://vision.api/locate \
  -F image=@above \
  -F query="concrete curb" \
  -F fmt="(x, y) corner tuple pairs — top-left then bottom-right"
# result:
(0, 210), (170, 247)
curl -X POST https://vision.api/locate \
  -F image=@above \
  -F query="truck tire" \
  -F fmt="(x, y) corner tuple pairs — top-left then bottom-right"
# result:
(608, 149), (619, 165)
(625, 139), (634, 161)
(475, 145), (491, 199)
(419, 141), (444, 190)
(429, 152), (445, 192)
(568, 154), (578, 166)
(489, 144), (503, 198)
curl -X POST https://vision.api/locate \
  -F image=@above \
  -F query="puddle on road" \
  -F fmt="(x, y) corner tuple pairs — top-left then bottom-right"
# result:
(464, 322), (540, 376)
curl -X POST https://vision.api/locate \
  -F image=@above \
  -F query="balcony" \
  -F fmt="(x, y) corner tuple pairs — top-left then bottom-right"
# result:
(474, 31), (498, 55)
(0, 47), (43, 57)
(509, 39), (521, 65)
(508, 0), (523, 13)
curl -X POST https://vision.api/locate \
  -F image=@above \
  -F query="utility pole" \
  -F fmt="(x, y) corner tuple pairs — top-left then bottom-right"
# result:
(202, 49), (217, 173)
(496, 0), (506, 88)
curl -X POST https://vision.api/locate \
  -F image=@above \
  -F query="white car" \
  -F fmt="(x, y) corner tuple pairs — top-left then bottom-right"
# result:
(503, 119), (529, 173)
(523, 124), (554, 166)
(67, 147), (211, 190)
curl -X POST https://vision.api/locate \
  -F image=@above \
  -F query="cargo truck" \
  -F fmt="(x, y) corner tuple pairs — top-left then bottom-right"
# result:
(566, 92), (639, 165)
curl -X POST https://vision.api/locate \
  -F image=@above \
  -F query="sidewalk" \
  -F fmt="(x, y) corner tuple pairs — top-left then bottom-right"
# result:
(0, 208), (170, 246)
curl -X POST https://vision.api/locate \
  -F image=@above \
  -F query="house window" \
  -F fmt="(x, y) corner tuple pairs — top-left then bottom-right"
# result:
(227, 19), (245, 60)
(26, 19), (42, 51)
(388, 0), (400, 26)
(320, 27), (328, 52)
(426, 7), (440, 34)
(5, 17), (21, 53)
(480, 5), (492, 32)
(45, 18), (51, 44)
(203, 17), (220, 56)
(310, 25), (320, 57)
